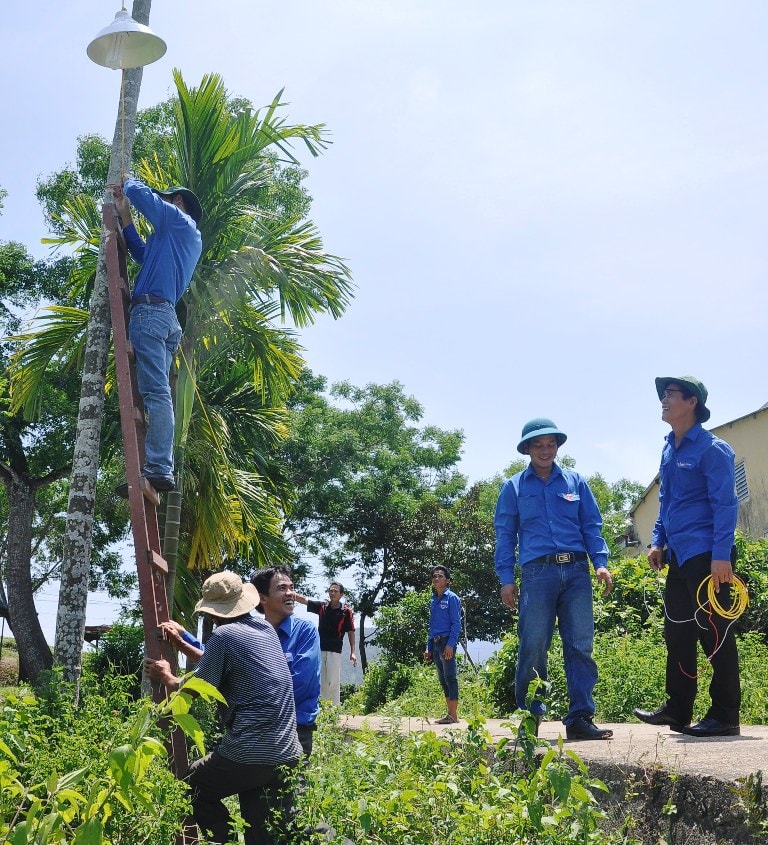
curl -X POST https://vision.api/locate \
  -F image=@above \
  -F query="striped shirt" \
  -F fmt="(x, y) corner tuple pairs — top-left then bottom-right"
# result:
(195, 615), (302, 766)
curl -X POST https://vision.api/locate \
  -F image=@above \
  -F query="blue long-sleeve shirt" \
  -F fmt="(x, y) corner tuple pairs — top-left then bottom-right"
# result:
(651, 423), (738, 565)
(123, 178), (202, 305)
(275, 615), (321, 726)
(426, 588), (462, 652)
(494, 463), (609, 586)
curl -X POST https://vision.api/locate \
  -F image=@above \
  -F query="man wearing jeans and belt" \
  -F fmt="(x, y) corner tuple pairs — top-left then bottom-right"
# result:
(494, 418), (614, 740)
(113, 178), (202, 492)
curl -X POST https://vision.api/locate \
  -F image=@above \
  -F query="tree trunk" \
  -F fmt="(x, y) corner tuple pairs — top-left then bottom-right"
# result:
(53, 0), (152, 691)
(161, 311), (197, 619)
(357, 613), (368, 673)
(357, 546), (390, 673)
(1, 468), (53, 682)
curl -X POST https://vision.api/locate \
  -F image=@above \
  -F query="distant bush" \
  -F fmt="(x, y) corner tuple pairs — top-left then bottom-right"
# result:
(372, 589), (431, 666)
(0, 657), (18, 687)
(83, 623), (145, 696)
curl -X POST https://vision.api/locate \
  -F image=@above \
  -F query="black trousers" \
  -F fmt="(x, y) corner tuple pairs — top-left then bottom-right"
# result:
(187, 750), (297, 845)
(663, 550), (741, 725)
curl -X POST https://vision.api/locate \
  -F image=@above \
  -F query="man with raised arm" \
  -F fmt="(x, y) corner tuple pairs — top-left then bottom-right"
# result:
(294, 583), (356, 705)
(145, 572), (302, 845)
(112, 179), (202, 492)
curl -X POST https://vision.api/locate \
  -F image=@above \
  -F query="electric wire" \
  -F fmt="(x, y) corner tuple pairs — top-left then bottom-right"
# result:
(657, 572), (749, 680)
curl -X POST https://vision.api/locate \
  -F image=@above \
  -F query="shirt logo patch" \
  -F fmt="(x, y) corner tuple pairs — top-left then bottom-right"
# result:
(560, 493), (580, 501)
(677, 460), (695, 469)
(440, 600), (449, 609)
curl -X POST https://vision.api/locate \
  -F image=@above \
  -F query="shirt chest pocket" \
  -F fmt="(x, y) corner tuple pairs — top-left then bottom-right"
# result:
(518, 495), (540, 525)
(672, 456), (704, 494)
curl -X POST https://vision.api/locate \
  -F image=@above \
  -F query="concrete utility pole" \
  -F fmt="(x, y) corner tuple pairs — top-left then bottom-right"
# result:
(54, 0), (154, 692)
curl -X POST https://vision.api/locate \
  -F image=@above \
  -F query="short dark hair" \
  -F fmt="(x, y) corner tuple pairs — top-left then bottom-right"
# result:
(329, 581), (344, 595)
(251, 565), (292, 596)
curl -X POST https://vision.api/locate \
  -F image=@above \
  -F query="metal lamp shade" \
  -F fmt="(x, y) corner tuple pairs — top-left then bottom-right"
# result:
(87, 9), (167, 69)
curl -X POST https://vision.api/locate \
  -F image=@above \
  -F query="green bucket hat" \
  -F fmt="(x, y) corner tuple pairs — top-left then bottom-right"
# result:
(654, 376), (710, 422)
(153, 186), (203, 226)
(517, 418), (567, 454)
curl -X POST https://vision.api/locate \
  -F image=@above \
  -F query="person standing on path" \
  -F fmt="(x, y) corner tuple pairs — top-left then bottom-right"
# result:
(423, 565), (462, 724)
(494, 418), (614, 740)
(294, 583), (356, 705)
(112, 178), (202, 492)
(634, 376), (740, 738)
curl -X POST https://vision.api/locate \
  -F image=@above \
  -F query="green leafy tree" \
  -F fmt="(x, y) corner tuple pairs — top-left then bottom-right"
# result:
(13, 72), (353, 657)
(284, 374), (465, 670)
(0, 234), (133, 681)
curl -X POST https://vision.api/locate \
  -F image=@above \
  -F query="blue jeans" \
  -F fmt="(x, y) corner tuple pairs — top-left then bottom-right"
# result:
(516, 559), (597, 726)
(431, 638), (458, 700)
(128, 302), (181, 479)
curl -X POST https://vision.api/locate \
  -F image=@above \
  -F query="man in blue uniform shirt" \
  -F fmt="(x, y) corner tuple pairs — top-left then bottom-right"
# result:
(494, 418), (614, 740)
(251, 566), (321, 756)
(423, 565), (462, 724)
(634, 376), (740, 737)
(113, 178), (202, 492)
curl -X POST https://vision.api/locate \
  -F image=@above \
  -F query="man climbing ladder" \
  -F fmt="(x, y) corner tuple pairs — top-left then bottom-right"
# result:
(112, 178), (202, 493)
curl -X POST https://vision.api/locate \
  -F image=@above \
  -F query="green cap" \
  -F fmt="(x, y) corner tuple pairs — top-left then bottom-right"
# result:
(655, 376), (710, 422)
(517, 418), (567, 454)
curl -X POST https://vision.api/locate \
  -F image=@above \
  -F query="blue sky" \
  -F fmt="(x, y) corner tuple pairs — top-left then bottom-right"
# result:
(3, 2), (768, 638)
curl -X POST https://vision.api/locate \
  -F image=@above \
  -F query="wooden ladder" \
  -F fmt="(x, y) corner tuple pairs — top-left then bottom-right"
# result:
(102, 202), (196, 843)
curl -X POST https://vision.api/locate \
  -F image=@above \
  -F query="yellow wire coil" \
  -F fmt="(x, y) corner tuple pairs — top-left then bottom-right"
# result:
(697, 575), (749, 620)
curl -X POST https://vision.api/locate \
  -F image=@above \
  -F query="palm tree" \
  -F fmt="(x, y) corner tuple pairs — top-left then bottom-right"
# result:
(143, 71), (352, 618)
(11, 70), (353, 640)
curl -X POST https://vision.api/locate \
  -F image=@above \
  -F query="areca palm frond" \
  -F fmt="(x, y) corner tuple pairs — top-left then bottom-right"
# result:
(244, 216), (353, 324)
(137, 71), (352, 326)
(41, 194), (103, 305)
(8, 306), (90, 419)
(170, 345), (294, 574)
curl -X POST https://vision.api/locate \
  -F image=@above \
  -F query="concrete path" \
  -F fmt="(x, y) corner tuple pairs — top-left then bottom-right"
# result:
(340, 715), (768, 783)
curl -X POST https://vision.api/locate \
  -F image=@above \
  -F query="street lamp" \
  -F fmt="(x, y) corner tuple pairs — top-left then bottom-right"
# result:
(87, 5), (166, 70)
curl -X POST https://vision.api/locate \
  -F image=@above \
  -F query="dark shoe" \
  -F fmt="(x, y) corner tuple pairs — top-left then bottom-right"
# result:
(114, 475), (175, 499)
(566, 716), (613, 740)
(143, 474), (175, 492)
(680, 717), (740, 738)
(634, 705), (686, 733)
(434, 715), (458, 724)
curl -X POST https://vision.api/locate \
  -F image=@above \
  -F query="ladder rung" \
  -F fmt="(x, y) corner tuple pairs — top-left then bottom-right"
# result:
(138, 476), (161, 506)
(148, 549), (168, 574)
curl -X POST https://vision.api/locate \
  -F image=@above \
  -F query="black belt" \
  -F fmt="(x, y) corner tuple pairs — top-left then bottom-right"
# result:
(433, 635), (448, 643)
(529, 552), (587, 565)
(131, 294), (171, 307)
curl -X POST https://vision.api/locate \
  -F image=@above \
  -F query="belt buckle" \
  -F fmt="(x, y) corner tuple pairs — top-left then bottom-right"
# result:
(555, 552), (572, 563)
